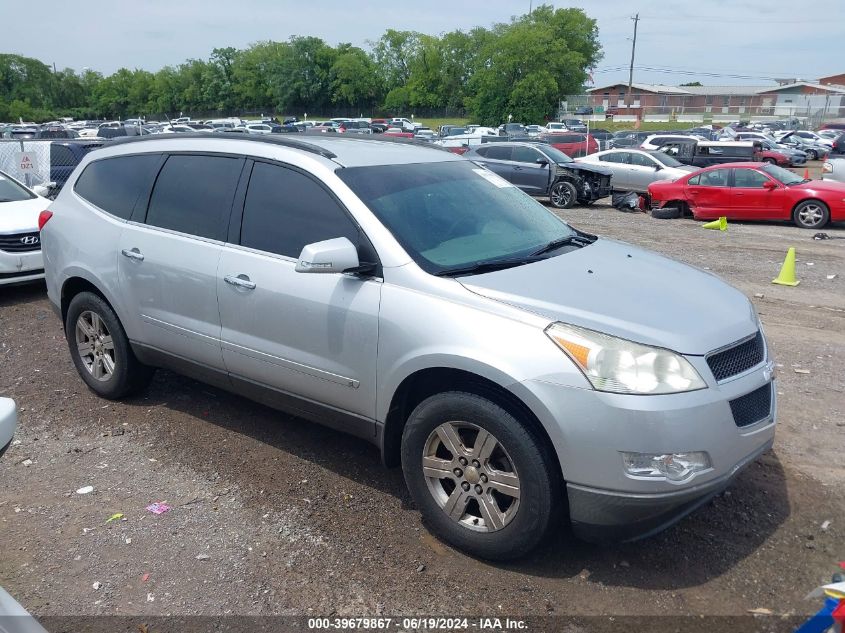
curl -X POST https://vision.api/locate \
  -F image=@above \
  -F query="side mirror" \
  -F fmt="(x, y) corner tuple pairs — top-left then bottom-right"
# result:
(296, 237), (360, 274)
(32, 183), (55, 196)
(535, 157), (549, 166)
(653, 164), (662, 171)
(763, 180), (777, 190)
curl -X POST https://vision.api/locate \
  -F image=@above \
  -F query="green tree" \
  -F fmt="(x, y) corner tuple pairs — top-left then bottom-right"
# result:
(330, 45), (380, 111)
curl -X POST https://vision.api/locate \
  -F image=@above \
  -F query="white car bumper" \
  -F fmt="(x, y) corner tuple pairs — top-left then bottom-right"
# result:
(0, 249), (44, 286)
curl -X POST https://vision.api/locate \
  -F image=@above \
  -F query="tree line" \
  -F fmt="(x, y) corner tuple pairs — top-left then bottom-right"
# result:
(0, 5), (601, 126)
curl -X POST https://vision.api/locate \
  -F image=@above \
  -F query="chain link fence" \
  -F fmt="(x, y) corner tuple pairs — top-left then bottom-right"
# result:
(0, 140), (52, 187)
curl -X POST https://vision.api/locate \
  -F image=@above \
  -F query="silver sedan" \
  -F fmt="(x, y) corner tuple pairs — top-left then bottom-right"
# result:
(822, 157), (845, 183)
(575, 148), (695, 193)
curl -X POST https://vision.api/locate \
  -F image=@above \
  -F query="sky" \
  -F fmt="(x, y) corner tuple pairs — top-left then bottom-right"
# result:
(2, 0), (844, 87)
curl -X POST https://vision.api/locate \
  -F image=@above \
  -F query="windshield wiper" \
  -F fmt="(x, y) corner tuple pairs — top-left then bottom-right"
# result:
(530, 234), (592, 257)
(434, 257), (539, 277)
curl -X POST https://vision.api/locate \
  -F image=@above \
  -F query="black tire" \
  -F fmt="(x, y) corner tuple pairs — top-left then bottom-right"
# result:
(792, 199), (830, 229)
(651, 206), (681, 219)
(806, 149), (818, 161)
(763, 157), (776, 165)
(401, 392), (559, 561)
(65, 291), (154, 399)
(549, 180), (578, 209)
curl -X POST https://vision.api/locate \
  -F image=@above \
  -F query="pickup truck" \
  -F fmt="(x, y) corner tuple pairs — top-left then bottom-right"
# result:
(655, 139), (789, 168)
(463, 141), (612, 208)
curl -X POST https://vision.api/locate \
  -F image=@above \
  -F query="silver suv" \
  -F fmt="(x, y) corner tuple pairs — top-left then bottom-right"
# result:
(41, 134), (776, 560)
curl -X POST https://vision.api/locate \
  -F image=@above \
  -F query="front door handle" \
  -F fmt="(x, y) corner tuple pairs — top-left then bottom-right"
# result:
(224, 274), (256, 290)
(121, 248), (144, 261)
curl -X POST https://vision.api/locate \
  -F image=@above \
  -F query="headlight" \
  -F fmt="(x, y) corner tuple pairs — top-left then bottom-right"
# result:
(545, 323), (706, 395)
(621, 451), (711, 481)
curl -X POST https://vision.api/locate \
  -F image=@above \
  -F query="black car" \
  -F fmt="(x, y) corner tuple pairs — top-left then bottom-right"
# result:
(464, 141), (612, 209)
(831, 132), (845, 155)
(610, 130), (652, 148)
(50, 140), (104, 193)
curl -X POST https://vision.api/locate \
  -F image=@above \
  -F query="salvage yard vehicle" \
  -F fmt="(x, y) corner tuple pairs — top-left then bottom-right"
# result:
(0, 168), (50, 286)
(648, 162), (845, 228)
(775, 132), (830, 161)
(656, 139), (787, 168)
(821, 157), (845, 183)
(43, 134), (777, 560)
(464, 141), (612, 208)
(575, 148), (695, 194)
(538, 132), (598, 157)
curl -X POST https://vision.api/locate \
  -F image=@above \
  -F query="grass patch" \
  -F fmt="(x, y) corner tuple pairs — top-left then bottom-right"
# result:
(415, 117), (471, 130)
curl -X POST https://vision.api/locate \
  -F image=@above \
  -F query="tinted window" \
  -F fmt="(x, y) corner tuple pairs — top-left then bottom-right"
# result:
(485, 146), (512, 161)
(240, 162), (360, 258)
(511, 146), (541, 163)
(630, 153), (656, 167)
(733, 169), (770, 188)
(600, 152), (628, 164)
(146, 154), (242, 239)
(698, 169), (730, 187)
(51, 145), (77, 166)
(688, 174), (700, 185)
(74, 154), (162, 220)
(473, 146), (489, 157)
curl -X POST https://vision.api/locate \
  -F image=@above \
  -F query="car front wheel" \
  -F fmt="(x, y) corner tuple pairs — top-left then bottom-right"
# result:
(65, 292), (154, 399)
(549, 180), (578, 209)
(793, 200), (830, 229)
(401, 392), (559, 560)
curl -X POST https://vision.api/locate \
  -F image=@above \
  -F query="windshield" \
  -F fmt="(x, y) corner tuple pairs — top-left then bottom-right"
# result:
(337, 161), (578, 275)
(536, 145), (573, 164)
(0, 172), (35, 203)
(761, 163), (805, 185)
(651, 152), (683, 167)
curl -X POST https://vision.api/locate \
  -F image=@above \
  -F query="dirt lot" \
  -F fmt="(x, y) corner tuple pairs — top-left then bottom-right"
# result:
(1, 183), (844, 625)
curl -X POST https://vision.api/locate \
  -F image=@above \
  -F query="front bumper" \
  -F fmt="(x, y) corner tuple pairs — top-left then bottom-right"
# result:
(567, 437), (772, 542)
(514, 351), (777, 542)
(0, 249), (44, 286)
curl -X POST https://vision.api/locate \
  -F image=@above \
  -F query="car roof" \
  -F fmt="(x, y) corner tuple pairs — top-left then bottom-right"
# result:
(98, 132), (458, 168)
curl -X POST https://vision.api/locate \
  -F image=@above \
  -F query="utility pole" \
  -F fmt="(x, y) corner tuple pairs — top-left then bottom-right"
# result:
(626, 13), (639, 110)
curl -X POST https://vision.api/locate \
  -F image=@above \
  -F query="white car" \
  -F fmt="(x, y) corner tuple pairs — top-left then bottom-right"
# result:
(0, 169), (50, 286)
(245, 123), (273, 135)
(0, 397), (15, 458)
(821, 157), (845, 183)
(639, 133), (705, 150)
(576, 148), (695, 193)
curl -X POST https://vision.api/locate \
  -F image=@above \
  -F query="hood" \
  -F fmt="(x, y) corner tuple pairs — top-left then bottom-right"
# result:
(0, 197), (45, 233)
(461, 238), (756, 355)
(794, 179), (845, 195)
(558, 163), (613, 177)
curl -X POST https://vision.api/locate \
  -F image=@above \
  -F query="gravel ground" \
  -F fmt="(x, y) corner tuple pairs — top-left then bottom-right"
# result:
(0, 172), (844, 623)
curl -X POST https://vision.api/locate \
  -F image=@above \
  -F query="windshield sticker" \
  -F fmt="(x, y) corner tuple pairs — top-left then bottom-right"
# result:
(473, 168), (513, 188)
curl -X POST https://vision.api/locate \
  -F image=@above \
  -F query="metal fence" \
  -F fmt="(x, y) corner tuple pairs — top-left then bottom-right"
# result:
(0, 140), (52, 187)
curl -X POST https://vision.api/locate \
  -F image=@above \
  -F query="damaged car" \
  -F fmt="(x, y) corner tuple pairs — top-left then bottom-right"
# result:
(464, 142), (612, 208)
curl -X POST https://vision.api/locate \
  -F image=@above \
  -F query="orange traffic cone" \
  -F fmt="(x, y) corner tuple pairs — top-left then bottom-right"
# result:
(804, 167), (810, 180)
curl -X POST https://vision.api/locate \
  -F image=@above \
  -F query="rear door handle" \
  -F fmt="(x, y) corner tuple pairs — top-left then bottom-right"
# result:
(121, 248), (144, 261)
(224, 274), (256, 290)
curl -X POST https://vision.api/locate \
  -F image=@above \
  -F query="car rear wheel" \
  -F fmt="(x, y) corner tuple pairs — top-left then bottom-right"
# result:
(65, 292), (154, 399)
(806, 149), (818, 160)
(793, 200), (829, 229)
(549, 180), (578, 209)
(401, 392), (559, 561)
(763, 158), (776, 165)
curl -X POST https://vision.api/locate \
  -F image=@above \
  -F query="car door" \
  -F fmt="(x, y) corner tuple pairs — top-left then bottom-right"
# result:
(627, 152), (662, 192)
(118, 153), (244, 371)
(510, 145), (550, 195)
(684, 168), (731, 218)
(217, 160), (381, 422)
(598, 151), (632, 189)
(730, 167), (786, 219)
(472, 145), (515, 183)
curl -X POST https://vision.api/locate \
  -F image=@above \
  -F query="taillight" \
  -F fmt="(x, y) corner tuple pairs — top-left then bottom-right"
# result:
(38, 210), (53, 231)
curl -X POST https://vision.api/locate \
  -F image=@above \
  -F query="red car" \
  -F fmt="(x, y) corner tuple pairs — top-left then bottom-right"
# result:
(648, 162), (845, 229)
(382, 128), (414, 139)
(538, 132), (598, 158)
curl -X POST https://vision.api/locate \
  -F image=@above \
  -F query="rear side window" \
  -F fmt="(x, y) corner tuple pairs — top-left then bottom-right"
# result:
(485, 146), (512, 160)
(698, 169), (730, 187)
(145, 154), (242, 240)
(239, 162), (360, 258)
(74, 154), (162, 220)
(600, 152), (628, 164)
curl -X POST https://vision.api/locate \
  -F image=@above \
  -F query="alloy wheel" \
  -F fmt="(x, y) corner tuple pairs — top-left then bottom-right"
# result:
(797, 203), (824, 227)
(75, 310), (116, 381)
(550, 183), (572, 207)
(422, 421), (521, 532)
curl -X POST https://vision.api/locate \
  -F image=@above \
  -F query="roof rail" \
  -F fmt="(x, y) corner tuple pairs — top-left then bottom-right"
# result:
(103, 132), (338, 159)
